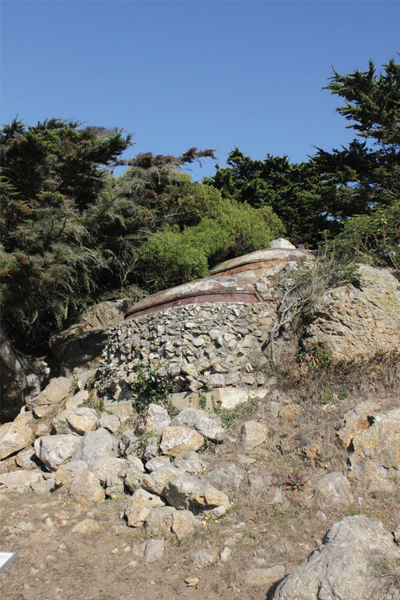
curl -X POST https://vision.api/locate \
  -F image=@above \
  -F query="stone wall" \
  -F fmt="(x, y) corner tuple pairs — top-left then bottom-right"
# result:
(94, 302), (278, 404)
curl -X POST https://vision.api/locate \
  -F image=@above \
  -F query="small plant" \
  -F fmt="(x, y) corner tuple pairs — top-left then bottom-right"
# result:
(320, 389), (333, 404)
(129, 348), (173, 414)
(69, 378), (79, 395)
(283, 471), (308, 492)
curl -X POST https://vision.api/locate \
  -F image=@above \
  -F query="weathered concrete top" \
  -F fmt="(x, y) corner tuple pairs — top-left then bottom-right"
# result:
(209, 247), (313, 278)
(125, 275), (260, 320)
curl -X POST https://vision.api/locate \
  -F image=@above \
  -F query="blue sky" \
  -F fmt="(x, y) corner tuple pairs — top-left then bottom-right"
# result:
(1, 1), (399, 180)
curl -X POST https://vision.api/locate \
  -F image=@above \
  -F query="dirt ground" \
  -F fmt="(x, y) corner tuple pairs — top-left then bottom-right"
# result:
(1, 367), (399, 600)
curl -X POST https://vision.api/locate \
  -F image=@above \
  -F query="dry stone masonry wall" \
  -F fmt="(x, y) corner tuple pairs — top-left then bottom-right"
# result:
(95, 302), (278, 404)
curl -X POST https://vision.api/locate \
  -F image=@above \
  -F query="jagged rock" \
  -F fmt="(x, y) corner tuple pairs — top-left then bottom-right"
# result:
(49, 298), (131, 375)
(173, 451), (206, 474)
(305, 265), (400, 362)
(244, 565), (285, 587)
(337, 400), (383, 449)
(71, 519), (104, 534)
(119, 430), (139, 457)
(140, 404), (171, 436)
(171, 509), (198, 539)
(313, 472), (354, 511)
(93, 457), (128, 485)
(240, 421), (268, 450)
(144, 506), (176, 537)
(15, 447), (38, 471)
(96, 413), (121, 434)
(73, 428), (118, 470)
(247, 470), (272, 495)
(170, 407), (225, 442)
(0, 412), (34, 460)
(34, 434), (81, 471)
(144, 539), (164, 564)
(207, 462), (244, 489)
(124, 468), (145, 494)
(54, 461), (89, 488)
(125, 489), (165, 527)
(145, 456), (171, 472)
(26, 377), (72, 417)
(348, 408), (400, 492)
(192, 549), (219, 568)
(164, 475), (230, 517)
(52, 407), (98, 436)
(270, 515), (400, 599)
(64, 390), (89, 411)
(160, 427), (204, 457)
(141, 465), (185, 496)
(69, 472), (105, 505)
(0, 470), (43, 492)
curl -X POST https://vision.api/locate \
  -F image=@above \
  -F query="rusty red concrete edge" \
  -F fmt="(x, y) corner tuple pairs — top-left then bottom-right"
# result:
(125, 275), (257, 319)
(125, 292), (259, 320)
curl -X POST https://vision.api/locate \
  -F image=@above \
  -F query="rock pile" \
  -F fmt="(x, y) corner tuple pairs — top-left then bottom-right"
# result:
(0, 396), (233, 540)
(95, 302), (277, 406)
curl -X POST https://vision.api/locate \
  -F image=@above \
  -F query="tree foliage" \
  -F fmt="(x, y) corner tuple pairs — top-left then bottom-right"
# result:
(0, 119), (219, 355)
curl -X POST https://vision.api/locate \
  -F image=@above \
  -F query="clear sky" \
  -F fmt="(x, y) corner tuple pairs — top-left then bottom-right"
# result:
(1, 1), (399, 180)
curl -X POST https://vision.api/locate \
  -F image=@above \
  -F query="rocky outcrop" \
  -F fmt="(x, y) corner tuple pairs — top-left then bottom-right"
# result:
(271, 515), (400, 599)
(347, 408), (400, 493)
(305, 265), (400, 362)
(49, 298), (132, 376)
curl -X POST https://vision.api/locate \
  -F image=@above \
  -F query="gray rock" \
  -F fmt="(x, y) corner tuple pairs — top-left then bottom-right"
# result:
(54, 461), (89, 488)
(73, 428), (118, 470)
(244, 566), (285, 587)
(313, 472), (354, 511)
(145, 506), (176, 537)
(140, 403), (171, 436)
(164, 475), (230, 517)
(125, 489), (165, 527)
(145, 456), (171, 472)
(241, 421), (268, 450)
(15, 447), (38, 471)
(270, 515), (400, 599)
(144, 539), (164, 564)
(34, 434), (81, 471)
(208, 462), (244, 489)
(141, 465), (184, 496)
(0, 412), (34, 460)
(170, 407), (225, 442)
(0, 470), (43, 492)
(96, 413), (121, 434)
(192, 549), (218, 568)
(348, 408), (400, 493)
(26, 376), (72, 416)
(305, 265), (400, 362)
(160, 426), (204, 457)
(173, 451), (206, 474)
(69, 472), (105, 505)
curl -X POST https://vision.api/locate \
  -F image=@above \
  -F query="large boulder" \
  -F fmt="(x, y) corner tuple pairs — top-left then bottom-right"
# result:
(160, 426), (204, 456)
(49, 299), (131, 375)
(170, 407), (225, 442)
(26, 377), (72, 417)
(312, 472), (354, 511)
(305, 265), (400, 361)
(270, 515), (400, 600)
(34, 434), (81, 471)
(0, 412), (34, 460)
(164, 474), (230, 517)
(347, 408), (400, 493)
(73, 428), (118, 470)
